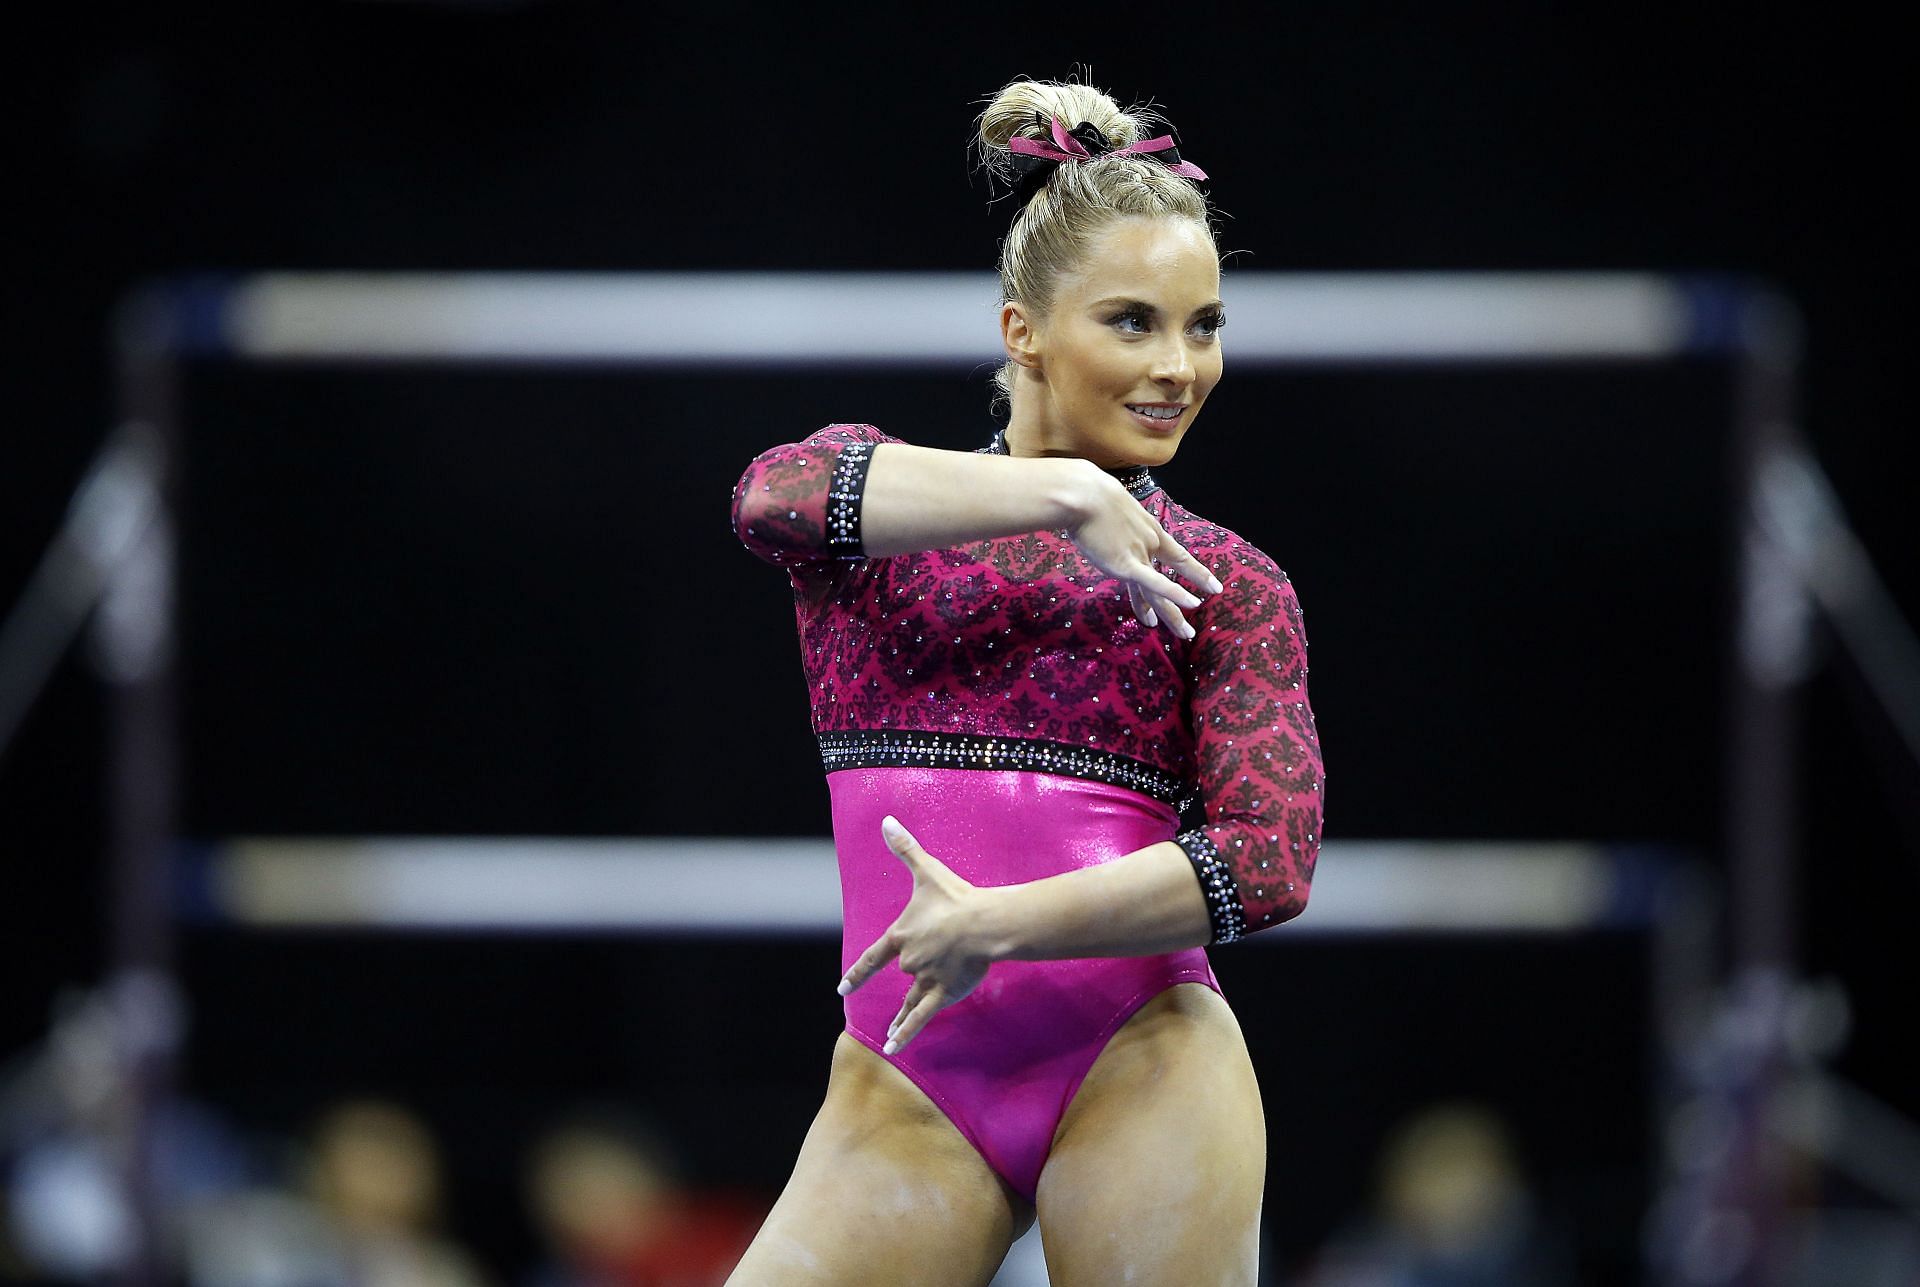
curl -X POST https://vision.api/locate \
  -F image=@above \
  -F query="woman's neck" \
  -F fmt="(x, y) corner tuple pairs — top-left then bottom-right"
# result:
(986, 426), (1158, 499)
(1000, 420), (1066, 461)
(1002, 414), (1131, 470)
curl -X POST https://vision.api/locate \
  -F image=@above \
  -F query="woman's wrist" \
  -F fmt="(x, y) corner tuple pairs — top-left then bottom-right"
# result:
(967, 883), (1027, 964)
(1038, 456), (1105, 533)
(970, 842), (1213, 963)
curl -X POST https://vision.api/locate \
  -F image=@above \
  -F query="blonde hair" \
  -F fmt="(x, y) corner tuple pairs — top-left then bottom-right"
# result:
(973, 74), (1219, 415)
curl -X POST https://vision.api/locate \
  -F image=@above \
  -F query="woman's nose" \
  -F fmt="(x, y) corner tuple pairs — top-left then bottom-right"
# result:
(1152, 338), (1196, 385)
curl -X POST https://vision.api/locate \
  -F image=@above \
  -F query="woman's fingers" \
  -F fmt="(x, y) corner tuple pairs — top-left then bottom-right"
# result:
(1122, 563), (1195, 640)
(1124, 571), (1199, 639)
(886, 984), (946, 1054)
(1141, 524), (1217, 597)
(837, 928), (899, 996)
(888, 975), (930, 1043)
(1126, 582), (1157, 628)
(1159, 553), (1221, 599)
(1143, 526), (1222, 597)
(1160, 540), (1224, 597)
(1150, 592), (1194, 640)
(880, 815), (926, 869)
(1138, 560), (1203, 611)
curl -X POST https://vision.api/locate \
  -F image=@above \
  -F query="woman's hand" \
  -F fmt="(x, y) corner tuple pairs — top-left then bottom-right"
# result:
(1064, 467), (1222, 640)
(837, 816), (999, 1054)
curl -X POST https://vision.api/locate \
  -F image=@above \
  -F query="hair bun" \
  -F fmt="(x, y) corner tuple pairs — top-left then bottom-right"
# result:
(975, 77), (1147, 200)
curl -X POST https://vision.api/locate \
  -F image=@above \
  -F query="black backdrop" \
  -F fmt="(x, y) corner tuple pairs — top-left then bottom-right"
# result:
(3, 7), (1910, 1283)
(173, 359), (1731, 839)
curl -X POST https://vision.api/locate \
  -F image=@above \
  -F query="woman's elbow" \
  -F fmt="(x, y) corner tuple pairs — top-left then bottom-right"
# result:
(730, 461), (770, 550)
(1242, 883), (1310, 935)
(730, 447), (816, 565)
(1237, 824), (1317, 935)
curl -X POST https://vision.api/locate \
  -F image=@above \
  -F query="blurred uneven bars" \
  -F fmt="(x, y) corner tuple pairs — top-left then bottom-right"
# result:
(177, 838), (1658, 935)
(168, 270), (1706, 364)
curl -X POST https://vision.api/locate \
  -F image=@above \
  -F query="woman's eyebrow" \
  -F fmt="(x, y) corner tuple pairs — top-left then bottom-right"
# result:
(1089, 296), (1226, 317)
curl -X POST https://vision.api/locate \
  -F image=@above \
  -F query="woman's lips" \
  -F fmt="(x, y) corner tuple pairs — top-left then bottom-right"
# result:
(1126, 404), (1187, 432)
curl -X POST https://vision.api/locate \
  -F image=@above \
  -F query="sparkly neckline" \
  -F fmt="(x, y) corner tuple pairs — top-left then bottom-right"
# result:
(978, 428), (1159, 501)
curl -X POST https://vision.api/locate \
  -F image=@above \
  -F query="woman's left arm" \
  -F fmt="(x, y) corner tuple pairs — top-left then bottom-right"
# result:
(1166, 545), (1324, 942)
(986, 542), (1324, 956)
(840, 541), (1323, 1048)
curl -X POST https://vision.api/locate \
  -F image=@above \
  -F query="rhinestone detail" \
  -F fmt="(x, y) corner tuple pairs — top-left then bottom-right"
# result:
(826, 441), (875, 559)
(1174, 828), (1246, 944)
(978, 428), (1158, 501)
(818, 728), (1193, 809)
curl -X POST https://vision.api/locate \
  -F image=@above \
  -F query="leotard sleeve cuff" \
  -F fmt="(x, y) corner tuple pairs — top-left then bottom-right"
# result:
(1175, 828), (1248, 945)
(731, 425), (892, 568)
(824, 439), (876, 559)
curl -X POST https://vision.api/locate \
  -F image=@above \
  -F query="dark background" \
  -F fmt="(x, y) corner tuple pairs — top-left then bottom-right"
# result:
(2, 5), (1910, 1283)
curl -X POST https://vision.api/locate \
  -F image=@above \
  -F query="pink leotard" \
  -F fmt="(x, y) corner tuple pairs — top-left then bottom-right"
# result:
(730, 423), (1324, 1201)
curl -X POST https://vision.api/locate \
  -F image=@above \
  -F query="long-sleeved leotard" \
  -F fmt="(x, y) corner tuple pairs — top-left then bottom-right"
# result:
(731, 422), (1323, 1200)
(731, 422), (1323, 943)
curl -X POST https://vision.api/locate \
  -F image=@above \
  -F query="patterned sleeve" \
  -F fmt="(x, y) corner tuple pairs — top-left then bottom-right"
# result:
(729, 423), (899, 568)
(1172, 537), (1324, 943)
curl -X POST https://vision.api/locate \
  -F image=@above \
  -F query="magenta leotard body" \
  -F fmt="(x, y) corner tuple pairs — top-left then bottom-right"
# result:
(832, 768), (1219, 1198)
(731, 423), (1325, 1203)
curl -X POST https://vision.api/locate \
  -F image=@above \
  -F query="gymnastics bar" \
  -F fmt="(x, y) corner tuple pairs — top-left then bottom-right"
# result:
(165, 270), (1709, 364)
(175, 837), (1666, 935)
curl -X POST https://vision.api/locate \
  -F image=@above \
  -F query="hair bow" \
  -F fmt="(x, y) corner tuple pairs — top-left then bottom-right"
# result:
(1006, 112), (1208, 204)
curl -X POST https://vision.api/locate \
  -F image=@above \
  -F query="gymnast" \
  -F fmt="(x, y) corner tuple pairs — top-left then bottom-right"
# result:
(724, 74), (1324, 1286)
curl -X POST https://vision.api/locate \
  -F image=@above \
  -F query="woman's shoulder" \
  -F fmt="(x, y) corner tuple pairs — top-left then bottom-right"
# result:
(800, 423), (907, 447)
(1155, 492), (1293, 587)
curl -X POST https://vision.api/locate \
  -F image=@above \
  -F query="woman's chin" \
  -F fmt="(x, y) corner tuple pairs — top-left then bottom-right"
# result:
(1129, 429), (1185, 466)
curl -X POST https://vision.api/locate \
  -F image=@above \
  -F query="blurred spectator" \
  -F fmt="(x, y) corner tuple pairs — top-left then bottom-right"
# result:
(1296, 1100), (1574, 1287)
(521, 1107), (762, 1287)
(172, 1096), (496, 1287)
(299, 1098), (490, 1287)
(1, 985), (255, 1282)
(181, 1096), (500, 1287)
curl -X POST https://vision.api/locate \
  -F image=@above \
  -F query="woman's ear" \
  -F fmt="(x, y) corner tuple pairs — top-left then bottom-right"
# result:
(1001, 302), (1043, 371)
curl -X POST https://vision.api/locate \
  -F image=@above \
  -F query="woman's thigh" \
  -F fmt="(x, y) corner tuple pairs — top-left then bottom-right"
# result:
(726, 1031), (1034, 1287)
(1034, 982), (1266, 1287)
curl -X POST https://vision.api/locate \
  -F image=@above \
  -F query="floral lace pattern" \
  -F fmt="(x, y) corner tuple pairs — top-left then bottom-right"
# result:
(731, 423), (1323, 940)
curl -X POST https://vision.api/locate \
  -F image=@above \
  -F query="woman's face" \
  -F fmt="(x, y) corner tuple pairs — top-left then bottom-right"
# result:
(1011, 215), (1224, 469)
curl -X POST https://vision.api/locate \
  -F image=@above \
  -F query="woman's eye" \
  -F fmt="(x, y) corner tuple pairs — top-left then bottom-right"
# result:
(1112, 311), (1225, 336)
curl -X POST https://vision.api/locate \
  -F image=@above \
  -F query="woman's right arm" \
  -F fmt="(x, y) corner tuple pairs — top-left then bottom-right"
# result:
(859, 441), (1096, 556)
(730, 424), (1221, 631)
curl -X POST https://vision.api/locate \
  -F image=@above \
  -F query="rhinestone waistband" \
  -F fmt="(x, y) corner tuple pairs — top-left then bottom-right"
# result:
(817, 727), (1193, 810)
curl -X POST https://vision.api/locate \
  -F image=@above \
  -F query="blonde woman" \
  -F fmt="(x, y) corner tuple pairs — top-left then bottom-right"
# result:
(726, 75), (1325, 1287)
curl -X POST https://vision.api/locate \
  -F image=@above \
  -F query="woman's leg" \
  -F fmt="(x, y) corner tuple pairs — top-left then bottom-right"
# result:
(1034, 982), (1266, 1287)
(726, 1031), (1036, 1287)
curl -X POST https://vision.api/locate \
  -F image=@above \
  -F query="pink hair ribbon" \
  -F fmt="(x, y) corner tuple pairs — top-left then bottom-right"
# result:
(1006, 114), (1208, 203)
